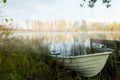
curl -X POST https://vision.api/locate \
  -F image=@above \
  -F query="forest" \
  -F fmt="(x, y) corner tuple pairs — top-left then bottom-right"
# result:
(23, 20), (120, 32)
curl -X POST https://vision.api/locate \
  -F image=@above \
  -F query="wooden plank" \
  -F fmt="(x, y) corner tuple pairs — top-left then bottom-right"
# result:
(114, 41), (119, 57)
(90, 39), (119, 56)
(90, 39), (93, 54)
(90, 39), (116, 46)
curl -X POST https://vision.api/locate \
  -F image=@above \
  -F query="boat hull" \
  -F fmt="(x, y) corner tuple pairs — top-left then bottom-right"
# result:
(57, 52), (111, 77)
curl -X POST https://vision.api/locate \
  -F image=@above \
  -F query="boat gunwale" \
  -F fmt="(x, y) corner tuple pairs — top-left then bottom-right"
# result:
(57, 52), (112, 59)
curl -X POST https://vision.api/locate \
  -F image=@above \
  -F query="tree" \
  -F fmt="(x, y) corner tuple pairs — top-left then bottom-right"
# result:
(2, 0), (7, 3)
(80, 0), (111, 8)
(80, 20), (88, 31)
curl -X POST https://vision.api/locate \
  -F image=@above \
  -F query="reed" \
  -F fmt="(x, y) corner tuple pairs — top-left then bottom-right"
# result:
(70, 43), (88, 56)
(0, 37), (77, 80)
(0, 38), (52, 80)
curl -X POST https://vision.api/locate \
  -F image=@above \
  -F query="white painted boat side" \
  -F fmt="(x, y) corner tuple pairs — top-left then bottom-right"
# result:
(56, 52), (112, 77)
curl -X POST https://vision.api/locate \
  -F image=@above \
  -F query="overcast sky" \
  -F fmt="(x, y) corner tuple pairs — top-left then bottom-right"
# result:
(3, 0), (120, 26)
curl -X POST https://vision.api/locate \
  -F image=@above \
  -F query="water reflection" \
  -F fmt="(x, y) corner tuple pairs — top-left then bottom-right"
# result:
(13, 32), (120, 53)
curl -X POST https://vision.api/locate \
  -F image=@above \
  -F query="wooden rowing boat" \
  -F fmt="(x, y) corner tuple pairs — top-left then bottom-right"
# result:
(51, 51), (111, 77)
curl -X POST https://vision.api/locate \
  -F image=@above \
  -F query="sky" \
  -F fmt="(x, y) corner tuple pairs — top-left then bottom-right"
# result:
(2, 0), (120, 27)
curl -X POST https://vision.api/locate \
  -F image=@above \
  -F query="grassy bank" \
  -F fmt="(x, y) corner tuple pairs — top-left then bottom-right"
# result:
(0, 37), (119, 80)
(0, 38), (79, 80)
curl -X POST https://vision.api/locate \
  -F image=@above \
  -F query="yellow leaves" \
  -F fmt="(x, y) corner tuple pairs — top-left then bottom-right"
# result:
(106, 22), (120, 31)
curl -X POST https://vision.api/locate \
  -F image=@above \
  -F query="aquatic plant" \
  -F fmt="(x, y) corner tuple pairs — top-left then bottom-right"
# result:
(70, 43), (87, 56)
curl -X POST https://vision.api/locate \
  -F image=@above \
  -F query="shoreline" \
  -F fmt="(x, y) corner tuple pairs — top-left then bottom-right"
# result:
(14, 31), (120, 34)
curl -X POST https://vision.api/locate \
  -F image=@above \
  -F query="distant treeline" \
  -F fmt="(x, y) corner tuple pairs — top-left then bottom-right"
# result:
(23, 20), (120, 32)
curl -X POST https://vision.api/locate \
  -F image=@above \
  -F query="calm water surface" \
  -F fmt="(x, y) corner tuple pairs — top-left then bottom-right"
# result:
(13, 32), (120, 55)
